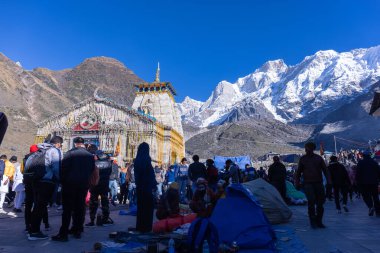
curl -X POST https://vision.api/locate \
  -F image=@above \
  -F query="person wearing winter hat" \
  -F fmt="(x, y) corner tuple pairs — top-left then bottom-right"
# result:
(23, 145), (49, 233)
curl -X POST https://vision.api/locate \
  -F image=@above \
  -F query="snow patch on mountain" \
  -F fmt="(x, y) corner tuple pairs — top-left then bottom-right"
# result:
(178, 45), (380, 127)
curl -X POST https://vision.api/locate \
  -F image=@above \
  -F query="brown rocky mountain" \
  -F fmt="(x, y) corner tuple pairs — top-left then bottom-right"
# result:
(185, 119), (314, 159)
(0, 53), (143, 157)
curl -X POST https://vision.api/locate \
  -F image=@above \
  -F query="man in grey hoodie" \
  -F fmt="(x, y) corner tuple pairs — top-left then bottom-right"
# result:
(28, 136), (63, 241)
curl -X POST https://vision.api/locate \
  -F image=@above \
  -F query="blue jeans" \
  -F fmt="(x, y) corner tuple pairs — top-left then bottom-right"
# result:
(109, 180), (118, 202)
(156, 183), (163, 198)
(128, 183), (137, 206)
(177, 177), (188, 203)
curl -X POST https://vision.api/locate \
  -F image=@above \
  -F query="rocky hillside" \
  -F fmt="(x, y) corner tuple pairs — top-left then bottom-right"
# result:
(185, 119), (314, 159)
(0, 53), (142, 157)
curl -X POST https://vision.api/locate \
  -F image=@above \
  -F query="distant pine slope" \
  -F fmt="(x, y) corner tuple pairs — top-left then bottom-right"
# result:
(0, 53), (143, 157)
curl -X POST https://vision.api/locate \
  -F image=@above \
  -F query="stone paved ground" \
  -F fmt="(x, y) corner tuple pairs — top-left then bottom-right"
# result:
(0, 199), (379, 253)
(290, 198), (380, 253)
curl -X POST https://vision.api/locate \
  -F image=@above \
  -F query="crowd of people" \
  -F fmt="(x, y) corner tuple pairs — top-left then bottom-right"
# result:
(0, 135), (379, 244)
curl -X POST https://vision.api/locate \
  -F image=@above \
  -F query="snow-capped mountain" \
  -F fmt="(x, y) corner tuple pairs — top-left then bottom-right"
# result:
(178, 45), (380, 127)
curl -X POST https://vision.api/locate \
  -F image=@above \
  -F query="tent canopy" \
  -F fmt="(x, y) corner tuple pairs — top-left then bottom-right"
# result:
(211, 184), (276, 251)
(243, 179), (292, 224)
(214, 155), (251, 170)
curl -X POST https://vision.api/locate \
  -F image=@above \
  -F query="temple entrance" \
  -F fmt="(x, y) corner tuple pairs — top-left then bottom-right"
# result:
(71, 134), (99, 148)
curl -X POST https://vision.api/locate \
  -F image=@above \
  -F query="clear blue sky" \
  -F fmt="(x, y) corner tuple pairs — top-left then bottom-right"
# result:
(1, 0), (380, 102)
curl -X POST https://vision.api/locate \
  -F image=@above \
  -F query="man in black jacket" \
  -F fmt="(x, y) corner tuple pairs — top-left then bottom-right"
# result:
(268, 156), (287, 202)
(52, 137), (95, 242)
(86, 151), (113, 227)
(295, 142), (330, 229)
(356, 151), (380, 216)
(188, 155), (207, 194)
(327, 156), (351, 213)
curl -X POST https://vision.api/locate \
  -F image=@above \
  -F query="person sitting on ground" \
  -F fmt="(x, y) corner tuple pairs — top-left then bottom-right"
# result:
(268, 156), (287, 202)
(215, 179), (227, 200)
(156, 182), (180, 220)
(189, 178), (217, 218)
(327, 155), (351, 213)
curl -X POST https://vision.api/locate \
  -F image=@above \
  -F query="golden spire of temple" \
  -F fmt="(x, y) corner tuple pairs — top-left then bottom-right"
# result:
(155, 62), (160, 83)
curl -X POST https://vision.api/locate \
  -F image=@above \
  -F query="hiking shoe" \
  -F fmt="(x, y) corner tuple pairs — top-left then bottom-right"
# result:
(13, 208), (22, 213)
(85, 221), (95, 227)
(28, 232), (49, 241)
(369, 208), (375, 216)
(102, 218), (114, 227)
(51, 234), (68, 242)
(343, 206), (349, 213)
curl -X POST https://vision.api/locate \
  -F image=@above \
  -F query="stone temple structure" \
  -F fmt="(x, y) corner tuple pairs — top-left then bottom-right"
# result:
(34, 65), (185, 165)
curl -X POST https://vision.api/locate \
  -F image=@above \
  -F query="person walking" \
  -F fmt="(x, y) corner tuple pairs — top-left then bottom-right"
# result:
(327, 156), (351, 213)
(86, 150), (113, 227)
(295, 142), (330, 229)
(188, 155), (207, 194)
(355, 150), (380, 216)
(52, 137), (95, 242)
(268, 156), (287, 202)
(10, 156), (24, 213)
(28, 136), (63, 240)
(134, 142), (157, 233)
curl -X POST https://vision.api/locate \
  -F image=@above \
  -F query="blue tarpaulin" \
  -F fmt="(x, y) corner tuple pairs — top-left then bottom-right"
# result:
(214, 155), (251, 170)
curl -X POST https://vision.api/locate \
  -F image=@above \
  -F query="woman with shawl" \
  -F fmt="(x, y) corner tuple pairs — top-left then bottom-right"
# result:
(134, 142), (157, 232)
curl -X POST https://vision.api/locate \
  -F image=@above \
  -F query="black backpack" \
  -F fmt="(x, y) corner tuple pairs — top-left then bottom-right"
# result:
(24, 148), (48, 181)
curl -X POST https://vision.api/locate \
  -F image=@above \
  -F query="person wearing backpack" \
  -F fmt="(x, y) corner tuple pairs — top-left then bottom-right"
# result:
(52, 137), (95, 242)
(85, 150), (113, 227)
(23, 145), (49, 233)
(28, 136), (63, 240)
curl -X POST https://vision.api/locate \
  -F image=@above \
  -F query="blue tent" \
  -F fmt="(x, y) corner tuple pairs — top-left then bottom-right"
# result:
(214, 155), (251, 170)
(210, 184), (276, 252)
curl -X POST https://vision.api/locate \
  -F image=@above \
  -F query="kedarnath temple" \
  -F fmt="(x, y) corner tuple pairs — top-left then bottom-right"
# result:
(34, 64), (185, 165)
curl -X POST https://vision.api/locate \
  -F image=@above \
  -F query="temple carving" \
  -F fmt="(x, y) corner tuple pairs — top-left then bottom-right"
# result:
(34, 65), (185, 165)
